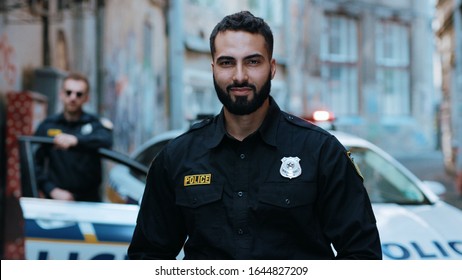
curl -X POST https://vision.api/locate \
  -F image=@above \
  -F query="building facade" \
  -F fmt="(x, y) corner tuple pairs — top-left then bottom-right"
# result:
(435, 0), (462, 188)
(1, 0), (440, 155)
(102, 0), (169, 153)
(0, 0), (169, 154)
(288, 0), (437, 155)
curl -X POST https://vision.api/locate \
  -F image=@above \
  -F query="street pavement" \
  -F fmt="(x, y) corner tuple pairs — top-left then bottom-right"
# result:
(395, 150), (462, 210)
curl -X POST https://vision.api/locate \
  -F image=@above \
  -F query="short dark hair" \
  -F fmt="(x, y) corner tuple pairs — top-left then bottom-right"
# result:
(209, 11), (274, 59)
(63, 72), (90, 94)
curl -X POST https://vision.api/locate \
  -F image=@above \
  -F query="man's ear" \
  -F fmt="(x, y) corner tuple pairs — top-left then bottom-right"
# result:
(270, 58), (276, 79)
(83, 91), (90, 103)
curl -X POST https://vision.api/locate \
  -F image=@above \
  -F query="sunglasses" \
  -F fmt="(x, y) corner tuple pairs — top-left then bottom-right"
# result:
(65, 90), (85, 98)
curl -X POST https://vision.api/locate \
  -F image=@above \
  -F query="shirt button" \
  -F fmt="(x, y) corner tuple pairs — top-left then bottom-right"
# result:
(240, 154), (245, 159)
(285, 198), (291, 205)
(237, 228), (244, 235)
(237, 191), (243, 197)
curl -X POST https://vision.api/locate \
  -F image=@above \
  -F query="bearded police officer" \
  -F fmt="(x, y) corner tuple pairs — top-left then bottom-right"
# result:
(128, 11), (382, 260)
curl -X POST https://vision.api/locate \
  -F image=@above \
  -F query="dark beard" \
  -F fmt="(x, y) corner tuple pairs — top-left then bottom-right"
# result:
(213, 72), (272, 115)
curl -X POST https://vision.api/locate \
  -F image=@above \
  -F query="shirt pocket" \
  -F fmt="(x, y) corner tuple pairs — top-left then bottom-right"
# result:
(256, 181), (319, 243)
(258, 181), (317, 208)
(175, 184), (225, 231)
(175, 184), (224, 208)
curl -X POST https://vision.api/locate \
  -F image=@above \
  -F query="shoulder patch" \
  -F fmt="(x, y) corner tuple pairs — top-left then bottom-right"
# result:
(100, 117), (114, 130)
(347, 150), (364, 182)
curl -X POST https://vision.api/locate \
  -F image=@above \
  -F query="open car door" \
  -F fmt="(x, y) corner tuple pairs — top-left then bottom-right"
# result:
(17, 136), (147, 260)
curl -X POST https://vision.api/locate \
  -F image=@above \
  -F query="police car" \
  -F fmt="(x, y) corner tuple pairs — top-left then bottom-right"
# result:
(109, 129), (462, 260)
(335, 131), (462, 260)
(17, 127), (462, 260)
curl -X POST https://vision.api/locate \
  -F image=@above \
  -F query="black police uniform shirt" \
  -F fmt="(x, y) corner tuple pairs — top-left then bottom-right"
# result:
(128, 97), (382, 260)
(34, 112), (113, 202)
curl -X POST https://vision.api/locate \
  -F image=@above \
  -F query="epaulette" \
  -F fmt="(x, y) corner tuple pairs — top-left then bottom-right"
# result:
(188, 117), (213, 131)
(282, 112), (313, 128)
(282, 112), (329, 134)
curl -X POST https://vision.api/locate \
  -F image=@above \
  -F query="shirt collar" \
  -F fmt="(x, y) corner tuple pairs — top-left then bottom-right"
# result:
(205, 109), (227, 149)
(206, 96), (281, 149)
(258, 96), (280, 147)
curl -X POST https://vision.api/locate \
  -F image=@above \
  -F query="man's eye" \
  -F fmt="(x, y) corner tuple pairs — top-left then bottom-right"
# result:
(247, 59), (260, 65)
(220, 61), (233, 66)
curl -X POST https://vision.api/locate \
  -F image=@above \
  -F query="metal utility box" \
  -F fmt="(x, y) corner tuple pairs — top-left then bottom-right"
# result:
(32, 67), (65, 115)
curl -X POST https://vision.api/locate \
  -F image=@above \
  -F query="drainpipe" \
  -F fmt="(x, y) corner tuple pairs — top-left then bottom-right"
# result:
(167, 0), (185, 129)
(96, 0), (105, 113)
(454, 0), (462, 192)
(41, 0), (50, 66)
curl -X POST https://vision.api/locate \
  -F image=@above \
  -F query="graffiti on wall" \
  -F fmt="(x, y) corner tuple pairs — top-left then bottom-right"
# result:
(105, 31), (167, 154)
(0, 33), (18, 88)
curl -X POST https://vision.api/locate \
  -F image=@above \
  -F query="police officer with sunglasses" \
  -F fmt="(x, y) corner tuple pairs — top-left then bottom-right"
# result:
(34, 72), (113, 202)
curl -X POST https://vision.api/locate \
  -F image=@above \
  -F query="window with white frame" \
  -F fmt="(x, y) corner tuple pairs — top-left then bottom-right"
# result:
(376, 20), (410, 116)
(320, 14), (359, 116)
(248, 0), (283, 26)
(188, 0), (217, 7)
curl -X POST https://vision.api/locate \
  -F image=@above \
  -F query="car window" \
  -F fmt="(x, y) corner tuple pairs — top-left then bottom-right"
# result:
(348, 146), (427, 204)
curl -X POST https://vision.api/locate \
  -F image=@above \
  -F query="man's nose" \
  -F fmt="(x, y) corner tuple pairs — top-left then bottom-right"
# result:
(233, 64), (248, 83)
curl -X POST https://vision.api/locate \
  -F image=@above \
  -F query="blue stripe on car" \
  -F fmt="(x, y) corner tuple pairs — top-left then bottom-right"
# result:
(24, 219), (84, 241)
(93, 223), (135, 243)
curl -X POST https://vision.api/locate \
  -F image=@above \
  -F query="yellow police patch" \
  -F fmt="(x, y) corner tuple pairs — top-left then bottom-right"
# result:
(184, 174), (212, 186)
(47, 129), (62, 137)
(347, 151), (364, 181)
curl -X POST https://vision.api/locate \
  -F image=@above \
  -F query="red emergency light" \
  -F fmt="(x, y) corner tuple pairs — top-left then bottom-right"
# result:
(306, 110), (336, 122)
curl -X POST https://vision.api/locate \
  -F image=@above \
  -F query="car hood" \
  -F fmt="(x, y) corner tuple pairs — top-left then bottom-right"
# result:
(372, 202), (462, 259)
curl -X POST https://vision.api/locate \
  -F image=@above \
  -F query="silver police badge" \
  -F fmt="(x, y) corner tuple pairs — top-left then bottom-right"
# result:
(280, 157), (302, 179)
(81, 123), (93, 135)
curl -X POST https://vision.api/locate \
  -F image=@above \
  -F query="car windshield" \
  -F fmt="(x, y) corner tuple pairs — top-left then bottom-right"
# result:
(348, 146), (428, 205)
